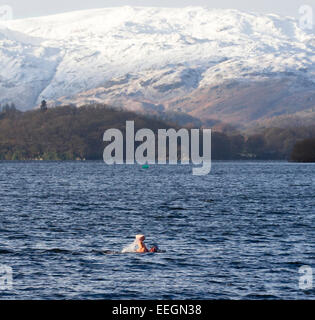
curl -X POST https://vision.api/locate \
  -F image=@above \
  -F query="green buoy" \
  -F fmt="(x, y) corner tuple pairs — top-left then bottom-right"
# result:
(142, 164), (150, 169)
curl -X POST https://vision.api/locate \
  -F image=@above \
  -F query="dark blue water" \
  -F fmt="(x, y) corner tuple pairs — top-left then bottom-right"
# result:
(0, 161), (314, 300)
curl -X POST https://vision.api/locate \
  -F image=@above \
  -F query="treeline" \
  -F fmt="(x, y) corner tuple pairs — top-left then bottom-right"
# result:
(235, 126), (315, 160)
(0, 104), (314, 161)
(0, 103), (17, 113)
(0, 104), (174, 160)
(290, 138), (315, 162)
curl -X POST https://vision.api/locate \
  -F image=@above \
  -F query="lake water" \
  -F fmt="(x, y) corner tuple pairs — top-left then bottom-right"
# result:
(0, 161), (314, 300)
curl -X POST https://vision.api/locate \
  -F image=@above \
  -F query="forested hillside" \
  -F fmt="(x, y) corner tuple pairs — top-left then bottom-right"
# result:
(0, 104), (314, 161)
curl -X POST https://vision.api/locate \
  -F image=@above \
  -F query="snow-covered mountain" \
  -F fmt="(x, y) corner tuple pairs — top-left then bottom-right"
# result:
(0, 6), (314, 127)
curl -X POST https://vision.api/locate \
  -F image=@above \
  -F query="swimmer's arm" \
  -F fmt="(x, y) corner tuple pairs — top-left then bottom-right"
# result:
(137, 242), (149, 253)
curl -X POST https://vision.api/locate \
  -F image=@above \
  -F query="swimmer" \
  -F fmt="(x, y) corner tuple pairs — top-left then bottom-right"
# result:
(136, 234), (148, 253)
(135, 235), (159, 253)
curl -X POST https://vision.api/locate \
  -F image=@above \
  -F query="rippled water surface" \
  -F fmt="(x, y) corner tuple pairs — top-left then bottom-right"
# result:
(0, 161), (314, 299)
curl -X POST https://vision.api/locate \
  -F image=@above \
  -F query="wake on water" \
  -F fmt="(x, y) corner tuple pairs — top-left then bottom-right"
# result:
(100, 240), (138, 254)
(121, 240), (163, 254)
(121, 240), (138, 253)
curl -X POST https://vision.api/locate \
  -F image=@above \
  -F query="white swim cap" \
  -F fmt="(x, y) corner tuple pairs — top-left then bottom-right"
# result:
(136, 234), (145, 240)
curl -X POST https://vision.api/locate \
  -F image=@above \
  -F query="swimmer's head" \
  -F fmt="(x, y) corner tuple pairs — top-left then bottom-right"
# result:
(136, 234), (145, 242)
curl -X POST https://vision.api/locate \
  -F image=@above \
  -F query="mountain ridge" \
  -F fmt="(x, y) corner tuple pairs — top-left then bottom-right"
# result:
(0, 6), (314, 127)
